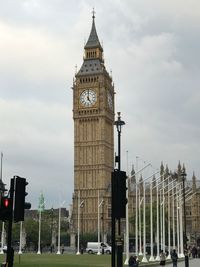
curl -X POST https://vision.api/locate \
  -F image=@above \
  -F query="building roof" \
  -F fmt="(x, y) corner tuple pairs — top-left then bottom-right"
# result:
(77, 59), (105, 76)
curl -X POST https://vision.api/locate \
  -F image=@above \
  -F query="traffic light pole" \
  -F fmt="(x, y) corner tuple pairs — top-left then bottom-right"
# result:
(1, 176), (31, 267)
(6, 178), (14, 267)
(111, 179), (116, 267)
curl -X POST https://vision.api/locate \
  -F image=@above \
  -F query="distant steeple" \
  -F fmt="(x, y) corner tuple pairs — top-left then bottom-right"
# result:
(131, 164), (135, 176)
(192, 171), (197, 192)
(84, 9), (103, 51)
(182, 163), (186, 173)
(130, 164), (136, 183)
(177, 161), (182, 176)
(160, 161), (164, 181)
(164, 164), (169, 180)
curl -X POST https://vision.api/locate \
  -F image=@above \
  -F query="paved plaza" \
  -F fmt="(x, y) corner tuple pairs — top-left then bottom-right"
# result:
(165, 258), (200, 267)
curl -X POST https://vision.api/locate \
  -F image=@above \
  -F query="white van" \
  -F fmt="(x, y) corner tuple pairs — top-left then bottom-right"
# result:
(86, 242), (111, 254)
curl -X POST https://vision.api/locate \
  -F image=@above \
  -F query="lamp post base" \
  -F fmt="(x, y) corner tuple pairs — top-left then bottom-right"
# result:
(149, 255), (155, 262)
(155, 255), (160, 261)
(141, 255), (148, 263)
(124, 258), (129, 265)
(167, 254), (171, 260)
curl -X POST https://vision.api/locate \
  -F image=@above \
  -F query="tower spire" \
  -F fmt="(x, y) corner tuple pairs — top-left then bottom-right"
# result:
(84, 10), (103, 51)
(92, 8), (95, 20)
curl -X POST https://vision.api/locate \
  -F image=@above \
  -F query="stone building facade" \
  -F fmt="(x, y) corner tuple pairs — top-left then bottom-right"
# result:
(128, 162), (200, 246)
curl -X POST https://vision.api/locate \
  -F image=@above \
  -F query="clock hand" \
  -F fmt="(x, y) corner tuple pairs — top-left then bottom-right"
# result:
(87, 89), (91, 102)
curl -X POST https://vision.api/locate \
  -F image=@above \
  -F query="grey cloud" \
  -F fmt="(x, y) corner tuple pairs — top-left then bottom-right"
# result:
(1, 1), (200, 208)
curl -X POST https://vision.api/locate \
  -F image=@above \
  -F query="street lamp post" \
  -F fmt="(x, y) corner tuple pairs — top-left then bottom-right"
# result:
(0, 152), (5, 255)
(0, 222), (5, 254)
(149, 178), (155, 262)
(18, 222), (23, 254)
(155, 178), (160, 261)
(76, 190), (84, 255)
(37, 192), (45, 255)
(97, 191), (104, 255)
(37, 209), (42, 254)
(57, 201), (65, 254)
(181, 169), (189, 267)
(141, 180), (148, 263)
(81, 203), (84, 254)
(112, 112), (125, 267)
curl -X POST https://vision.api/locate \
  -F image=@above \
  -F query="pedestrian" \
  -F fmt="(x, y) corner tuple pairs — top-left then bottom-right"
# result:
(197, 246), (200, 258)
(128, 255), (137, 267)
(192, 246), (197, 258)
(134, 256), (139, 267)
(61, 244), (64, 254)
(160, 250), (166, 265)
(171, 249), (178, 267)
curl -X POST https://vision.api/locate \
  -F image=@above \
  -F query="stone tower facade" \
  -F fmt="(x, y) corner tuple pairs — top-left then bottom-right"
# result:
(71, 14), (114, 235)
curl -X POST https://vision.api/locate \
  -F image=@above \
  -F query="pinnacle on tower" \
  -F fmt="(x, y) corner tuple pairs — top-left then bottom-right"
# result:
(160, 161), (164, 180)
(84, 9), (103, 51)
(192, 171), (197, 192)
(165, 164), (169, 179)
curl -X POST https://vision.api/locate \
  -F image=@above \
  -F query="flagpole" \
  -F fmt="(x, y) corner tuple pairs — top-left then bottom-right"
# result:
(141, 180), (148, 263)
(18, 222), (23, 254)
(124, 151), (129, 265)
(149, 178), (155, 261)
(37, 192), (45, 255)
(57, 206), (61, 254)
(162, 178), (165, 253)
(0, 152), (3, 182)
(0, 222), (4, 254)
(37, 209), (41, 254)
(0, 152), (4, 255)
(155, 178), (160, 261)
(176, 184), (180, 257)
(167, 177), (171, 259)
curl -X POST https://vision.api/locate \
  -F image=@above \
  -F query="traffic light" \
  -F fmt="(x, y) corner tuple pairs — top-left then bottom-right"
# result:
(14, 176), (31, 222)
(0, 196), (12, 221)
(111, 170), (127, 219)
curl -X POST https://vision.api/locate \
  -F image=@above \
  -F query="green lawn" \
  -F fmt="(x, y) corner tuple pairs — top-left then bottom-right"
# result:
(0, 253), (112, 267)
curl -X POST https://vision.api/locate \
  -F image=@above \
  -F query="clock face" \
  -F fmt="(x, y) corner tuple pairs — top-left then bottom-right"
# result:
(107, 92), (113, 110)
(80, 89), (97, 107)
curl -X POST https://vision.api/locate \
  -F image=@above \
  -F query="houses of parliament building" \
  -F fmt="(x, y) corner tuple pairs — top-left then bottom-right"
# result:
(70, 13), (200, 247)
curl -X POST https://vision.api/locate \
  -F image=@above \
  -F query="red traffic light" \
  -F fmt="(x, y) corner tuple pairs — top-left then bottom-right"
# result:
(0, 197), (12, 221)
(3, 198), (10, 208)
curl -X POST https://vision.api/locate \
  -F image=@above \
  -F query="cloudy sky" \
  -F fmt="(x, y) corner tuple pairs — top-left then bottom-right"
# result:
(0, 0), (199, 209)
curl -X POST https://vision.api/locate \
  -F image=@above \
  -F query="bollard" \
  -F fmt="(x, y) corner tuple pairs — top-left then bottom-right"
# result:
(185, 255), (189, 267)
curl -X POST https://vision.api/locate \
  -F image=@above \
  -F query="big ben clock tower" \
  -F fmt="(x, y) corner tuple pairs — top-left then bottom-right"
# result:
(71, 12), (114, 236)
